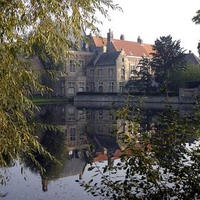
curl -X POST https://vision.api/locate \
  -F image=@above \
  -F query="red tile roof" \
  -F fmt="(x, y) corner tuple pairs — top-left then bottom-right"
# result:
(143, 43), (154, 57)
(112, 39), (151, 57)
(93, 149), (122, 162)
(91, 36), (153, 57)
(92, 36), (107, 47)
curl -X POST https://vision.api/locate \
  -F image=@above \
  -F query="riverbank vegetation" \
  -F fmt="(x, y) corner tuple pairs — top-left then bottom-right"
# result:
(0, 0), (121, 171)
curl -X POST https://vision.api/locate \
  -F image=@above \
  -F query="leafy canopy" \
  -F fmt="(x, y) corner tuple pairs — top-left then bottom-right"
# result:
(150, 35), (186, 90)
(0, 0), (121, 169)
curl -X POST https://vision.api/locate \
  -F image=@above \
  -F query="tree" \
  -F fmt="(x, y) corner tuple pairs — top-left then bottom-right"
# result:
(168, 63), (200, 93)
(135, 57), (155, 94)
(192, 10), (200, 55)
(80, 102), (200, 199)
(0, 1), (121, 170)
(150, 35), (186, 94)
(36, 46), (66, 98)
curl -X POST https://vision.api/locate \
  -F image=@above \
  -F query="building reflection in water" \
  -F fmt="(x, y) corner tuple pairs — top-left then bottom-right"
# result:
(32, 103), (123, 192)
(27, 102), (196, 192)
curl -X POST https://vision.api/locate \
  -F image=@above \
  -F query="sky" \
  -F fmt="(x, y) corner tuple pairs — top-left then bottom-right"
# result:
(96, 0), (200, 56)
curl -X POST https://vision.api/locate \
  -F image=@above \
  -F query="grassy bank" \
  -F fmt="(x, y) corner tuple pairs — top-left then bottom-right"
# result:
(31, 96), (69, 105)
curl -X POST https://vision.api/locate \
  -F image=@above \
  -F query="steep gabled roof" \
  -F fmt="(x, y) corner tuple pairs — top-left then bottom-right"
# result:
(185, 53), (200, 65)
(90, 36), (153, 57)
(88, 51), (121, 67)
(111, 39), (151, 57)
(96, 51), (121, 66)
(143, 43), (154, 57)
(91, 36), (107, 47)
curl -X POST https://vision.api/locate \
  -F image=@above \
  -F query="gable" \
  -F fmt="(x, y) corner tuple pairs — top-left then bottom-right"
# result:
(185, 53), (200, 65)
(87, 51), (121, 67)
(96, 51), (121, 66)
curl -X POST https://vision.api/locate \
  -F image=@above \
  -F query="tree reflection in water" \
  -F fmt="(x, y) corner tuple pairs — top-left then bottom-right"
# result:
(0, 102), (200, 199)
(23, 104), (91, 192)
(79, 103), (200, 199)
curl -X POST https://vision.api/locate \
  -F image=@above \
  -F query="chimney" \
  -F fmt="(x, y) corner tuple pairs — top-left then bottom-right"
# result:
(107, 29), (113, 52)
(107, 29), (113, 43)
(137, 36), (143, 45)
(120, 34), (125, 40)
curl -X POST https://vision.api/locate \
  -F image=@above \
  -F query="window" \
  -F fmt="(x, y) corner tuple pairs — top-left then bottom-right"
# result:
(98, 69), (103, 76)
(99, 82), (103, 92)
(121, 66), (125, 80)
(61, 82), (65, 94)
(79, 59), (84, 67)
(130, 64), (135, 74)
(70, 128), (76, 141)
(121, 66), (125, 76)
(68, 87), (75, 94)
(68, 107), (75, 120)
(79, 59), (85, 74)
(61, 107), (65, 120)
(90, 69), (94, 76)
(98, 110), (103, 119)
(78, 110), (85, 119)
(61, 87), (65, 94)
(78, 82), (84, 92)
(68, 107), (75, 115)
(61, 107), (65, 115)
(108, 68), (114, 76)
(98, 125), (103, 132)
(91, 82), (95, 91)
(68, 82), (75, 94)
(70, 60), (76, 72)
(122, 58), (124, 62)
(109, 82), (114, 92)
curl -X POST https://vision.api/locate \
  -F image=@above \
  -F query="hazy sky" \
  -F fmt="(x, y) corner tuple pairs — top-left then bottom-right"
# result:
(97, 0), (200, 56)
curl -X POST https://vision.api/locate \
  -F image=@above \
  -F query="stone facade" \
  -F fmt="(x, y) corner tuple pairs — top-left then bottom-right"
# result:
(54, 29), (200, 98)
(86, 50), (129, 93)
(54, 29), (153, 98)
(55, 51), (93, 98)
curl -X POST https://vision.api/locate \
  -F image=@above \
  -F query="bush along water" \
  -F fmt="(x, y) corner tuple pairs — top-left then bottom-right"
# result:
(79, 96), (200, 200)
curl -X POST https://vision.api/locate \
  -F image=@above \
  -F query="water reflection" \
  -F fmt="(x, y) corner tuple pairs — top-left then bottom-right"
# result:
(0, 102), (198, 199)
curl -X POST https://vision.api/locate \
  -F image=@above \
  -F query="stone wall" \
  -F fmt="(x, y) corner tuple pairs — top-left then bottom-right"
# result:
(179, 87), (200, 103)
(74, 94), (178, 104)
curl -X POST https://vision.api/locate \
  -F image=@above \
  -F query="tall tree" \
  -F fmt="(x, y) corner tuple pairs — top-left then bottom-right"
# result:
(150, 35), (186, 93)
(192, 10), (200, 56)
(135, 57), (155, 94)
(0, 1), (121, 170)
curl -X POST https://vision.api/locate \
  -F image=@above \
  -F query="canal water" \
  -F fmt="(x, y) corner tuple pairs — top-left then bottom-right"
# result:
(0, 103), (124, 200)
(0, 102), (199, 199)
